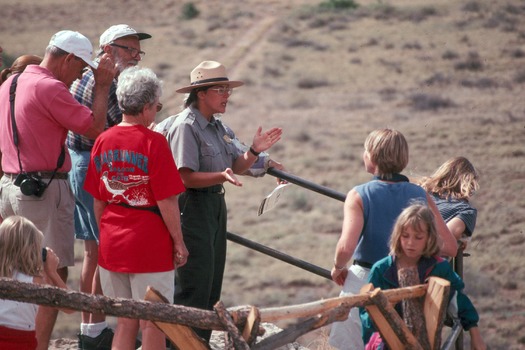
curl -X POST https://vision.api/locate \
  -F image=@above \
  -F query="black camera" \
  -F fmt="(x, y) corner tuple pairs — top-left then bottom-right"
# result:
(14, 173), (48, 197)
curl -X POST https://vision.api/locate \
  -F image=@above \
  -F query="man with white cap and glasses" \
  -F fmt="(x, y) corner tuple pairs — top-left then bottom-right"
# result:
(66, 24), (150, 350)
(0, 30), (114, 350)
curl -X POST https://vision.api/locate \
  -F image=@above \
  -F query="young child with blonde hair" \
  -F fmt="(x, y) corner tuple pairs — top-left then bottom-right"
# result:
(419, 156), (480, 248)
(361, 203), (486, 350)
(0, 216), (72, 350)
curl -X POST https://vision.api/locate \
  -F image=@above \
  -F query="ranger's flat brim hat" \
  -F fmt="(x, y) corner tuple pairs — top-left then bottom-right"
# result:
(176, 60), (244, 93)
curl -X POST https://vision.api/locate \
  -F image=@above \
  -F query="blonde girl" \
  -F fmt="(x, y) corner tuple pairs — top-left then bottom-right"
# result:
(420, 156), (480, 247)
(0, 216), (70, 350)
(362, 203), (486, 350)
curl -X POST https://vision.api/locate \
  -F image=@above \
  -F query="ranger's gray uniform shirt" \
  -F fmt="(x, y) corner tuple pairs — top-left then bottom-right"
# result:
(155, 106), (268, 176)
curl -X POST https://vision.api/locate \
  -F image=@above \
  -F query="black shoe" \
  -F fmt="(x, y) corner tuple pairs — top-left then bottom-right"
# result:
(77, 327), (114, 350)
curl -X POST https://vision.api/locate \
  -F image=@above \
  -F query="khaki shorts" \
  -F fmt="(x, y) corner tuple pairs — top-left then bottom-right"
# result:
(99, 266), (175, 303)
(0, 176), (75, 267)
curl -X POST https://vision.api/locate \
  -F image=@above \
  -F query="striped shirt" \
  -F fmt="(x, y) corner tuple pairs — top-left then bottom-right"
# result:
(66, 68), (121, 151)
(431, 193), (477, 236)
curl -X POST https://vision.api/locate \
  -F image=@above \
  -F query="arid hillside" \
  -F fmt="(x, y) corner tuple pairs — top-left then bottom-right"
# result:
(1, 0), (524, 349)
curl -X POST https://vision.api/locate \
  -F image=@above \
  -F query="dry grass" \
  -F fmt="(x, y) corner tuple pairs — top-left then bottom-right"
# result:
(2, 0), (525, 348)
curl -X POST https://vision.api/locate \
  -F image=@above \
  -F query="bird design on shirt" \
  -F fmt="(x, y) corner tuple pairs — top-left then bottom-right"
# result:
(101, 171), (147, 200)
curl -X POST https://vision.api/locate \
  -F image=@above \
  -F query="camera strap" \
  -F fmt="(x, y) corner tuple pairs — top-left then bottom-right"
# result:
(9, 74), (24, 173)
(9, 73), (65, 185)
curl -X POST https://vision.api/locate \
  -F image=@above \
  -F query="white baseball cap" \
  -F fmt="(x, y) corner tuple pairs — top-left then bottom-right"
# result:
(99, 24), (151, 47)
(49, 30), (97, 68)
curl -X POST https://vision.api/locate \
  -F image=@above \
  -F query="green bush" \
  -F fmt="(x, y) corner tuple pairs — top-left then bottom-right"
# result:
(0, 53), (15, 70)
(181, 2), (199, 20)
(319, 0), (359, 11)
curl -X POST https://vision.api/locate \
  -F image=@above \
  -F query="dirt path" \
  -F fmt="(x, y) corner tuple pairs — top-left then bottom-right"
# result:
(221, 15), (278, 76)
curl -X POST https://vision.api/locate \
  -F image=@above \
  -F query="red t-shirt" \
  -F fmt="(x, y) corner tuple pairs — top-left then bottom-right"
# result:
(84, 125), (185, 273)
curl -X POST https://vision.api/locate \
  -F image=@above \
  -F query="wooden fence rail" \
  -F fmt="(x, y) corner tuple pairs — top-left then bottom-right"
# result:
(0, 278), (435, 349)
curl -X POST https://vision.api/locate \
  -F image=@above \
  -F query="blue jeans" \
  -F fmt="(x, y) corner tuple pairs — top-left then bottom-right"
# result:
(68, 148), (99, 242)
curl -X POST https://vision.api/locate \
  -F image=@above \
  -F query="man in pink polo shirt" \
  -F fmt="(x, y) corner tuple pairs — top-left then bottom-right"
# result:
(0, 30), (114, 350)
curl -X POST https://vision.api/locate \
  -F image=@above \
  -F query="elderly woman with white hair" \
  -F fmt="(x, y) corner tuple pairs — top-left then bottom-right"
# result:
(84, 66), (188, 349)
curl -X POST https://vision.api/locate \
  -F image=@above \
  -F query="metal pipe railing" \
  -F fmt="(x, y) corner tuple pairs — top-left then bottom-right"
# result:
(454, 247), (468, 349)
(227, 231), (331, 280)
(225, 168), (342, 280)
(266, 168), (346, 202)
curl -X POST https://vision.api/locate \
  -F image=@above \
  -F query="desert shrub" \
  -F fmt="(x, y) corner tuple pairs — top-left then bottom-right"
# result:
(290, 192), (313, 212)
(460, 78), (498, 89)
(309, 17), (330, 29)
(519, 335), (525, 345)
(306, 14), (349, 30)
(292, 131), (312, 143)
(329, 21), (348, 31)
(511, 149), (525, 157)
(283, 39), (328, 51)
(373, 4), (397, 20)
(462, 1), (482, 13)
(207, 21), (222, 32)
(508, 234), (525, 245)
(365, 38), (379, 46)
(409, 93), (456, 111)
(287, 279), (318, 288)
(502, 281), (518, 290)
(378, 58), (402, 74)
(263, 66), (282, 78)
(402, 42), (422, 50)
(508, 48), (525, 58)
(483, 11), (518, 31)
(423, 73), (451, 87)
(181, 2), (199, 20)
(442, 50), (459, 60)
(503, 4), (525, 15)
(156, 62), (172, 71)
(463, 268), (498, 298)
(513, 70), (525, 83)
(318, 0), (359, 11)
(454, 52), (483, 71)
(281, 54), (295, 62)
(459, 35), (470, 44)
(405, 6), (438, 22)
(372, 5), (437, 23)
(378, 87), (397, 101)
(196, 40), (220, 49)
(297, 78), (329, 89)
(180, 28), (196, 40)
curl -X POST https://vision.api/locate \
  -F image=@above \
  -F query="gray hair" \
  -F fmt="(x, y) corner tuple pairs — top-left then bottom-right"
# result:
(116, 66), (162, 115)
(46, 45), (69, 57)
